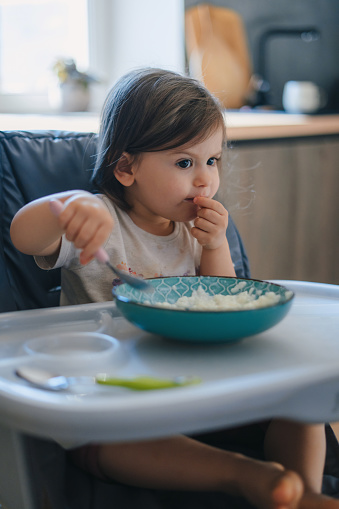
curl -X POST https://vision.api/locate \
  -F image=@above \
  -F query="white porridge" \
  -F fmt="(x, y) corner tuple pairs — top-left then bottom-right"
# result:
(152, 285), (292, 311)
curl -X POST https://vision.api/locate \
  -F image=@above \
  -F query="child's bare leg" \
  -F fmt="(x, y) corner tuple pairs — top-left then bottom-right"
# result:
(265, 419), (339, 508)
(97, 435), (304, 509)
(264, 420), (326, 491)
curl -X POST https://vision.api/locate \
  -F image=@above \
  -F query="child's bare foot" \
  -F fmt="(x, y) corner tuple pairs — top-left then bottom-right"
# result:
(231, 456), (304, 509)
(300, 492), (339, 509)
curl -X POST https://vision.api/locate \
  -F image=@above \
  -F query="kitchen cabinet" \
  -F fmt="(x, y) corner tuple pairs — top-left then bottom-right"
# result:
(221, 135), (339, 284)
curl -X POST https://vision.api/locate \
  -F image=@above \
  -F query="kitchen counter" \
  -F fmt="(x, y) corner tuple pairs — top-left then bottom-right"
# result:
(1, 112), (339, 141)
(225, 111), (339, 141)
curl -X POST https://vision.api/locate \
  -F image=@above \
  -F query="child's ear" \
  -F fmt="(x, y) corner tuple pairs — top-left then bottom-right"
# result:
(114, 153), (135, 187)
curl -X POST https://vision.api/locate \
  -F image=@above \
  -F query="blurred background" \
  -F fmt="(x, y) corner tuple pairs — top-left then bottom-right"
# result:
(185, 0), (339, 111)
(0, 0), (338, 114)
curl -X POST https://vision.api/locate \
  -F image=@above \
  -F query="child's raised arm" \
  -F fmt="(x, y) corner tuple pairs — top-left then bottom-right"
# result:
(10, 191), (114, 265)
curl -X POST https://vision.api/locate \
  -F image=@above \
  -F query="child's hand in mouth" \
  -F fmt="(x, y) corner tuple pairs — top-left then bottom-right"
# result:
(190, 196), (229, 250)
(184, 195), (207, 204)
(193, 196), (206, 205)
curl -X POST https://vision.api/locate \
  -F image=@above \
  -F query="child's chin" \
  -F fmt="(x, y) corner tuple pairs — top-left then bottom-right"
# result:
(171, 204), (198, 222)
(181, 211), (198, 222)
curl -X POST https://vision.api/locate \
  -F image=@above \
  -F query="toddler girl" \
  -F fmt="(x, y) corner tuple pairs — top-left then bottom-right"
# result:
(11, 68), (338, 509)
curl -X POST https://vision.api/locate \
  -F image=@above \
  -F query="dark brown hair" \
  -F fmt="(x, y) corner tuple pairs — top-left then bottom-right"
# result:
(91, 68), (225, 211)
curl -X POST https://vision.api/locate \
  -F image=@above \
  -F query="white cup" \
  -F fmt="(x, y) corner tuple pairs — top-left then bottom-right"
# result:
(282, 81), (325, 114)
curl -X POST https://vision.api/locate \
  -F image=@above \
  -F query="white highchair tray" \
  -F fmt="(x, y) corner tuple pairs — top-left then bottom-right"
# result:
(0, 281), (338, 445)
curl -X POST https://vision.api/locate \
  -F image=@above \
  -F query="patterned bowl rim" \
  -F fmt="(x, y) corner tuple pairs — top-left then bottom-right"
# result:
(112, 276), (295, 314)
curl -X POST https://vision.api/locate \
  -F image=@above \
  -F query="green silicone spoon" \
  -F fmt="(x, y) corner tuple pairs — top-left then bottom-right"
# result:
(15, 366), (201, 392)
(96, 374), (201, 390)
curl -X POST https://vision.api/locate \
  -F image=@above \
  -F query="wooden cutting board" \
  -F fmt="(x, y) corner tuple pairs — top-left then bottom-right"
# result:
(185, 4), (252, 109)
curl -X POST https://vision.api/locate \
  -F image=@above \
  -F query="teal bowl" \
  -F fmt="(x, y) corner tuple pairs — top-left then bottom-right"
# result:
(112, 277), (294, 343)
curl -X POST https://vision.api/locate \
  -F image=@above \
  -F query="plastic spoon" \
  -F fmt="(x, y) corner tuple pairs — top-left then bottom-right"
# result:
(49, 199), (152, 292)
(15, 366), (201, 392)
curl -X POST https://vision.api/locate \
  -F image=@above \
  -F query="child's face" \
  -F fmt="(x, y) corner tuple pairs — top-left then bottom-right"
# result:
(124, 126), (223, 226)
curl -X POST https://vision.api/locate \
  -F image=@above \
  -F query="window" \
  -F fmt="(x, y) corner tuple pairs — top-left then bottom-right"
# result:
(0, 0), (185, 114)
(0, 0), (89, 112)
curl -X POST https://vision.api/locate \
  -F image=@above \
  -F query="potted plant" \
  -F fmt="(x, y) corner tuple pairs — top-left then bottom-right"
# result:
(49, 58), (99, 112)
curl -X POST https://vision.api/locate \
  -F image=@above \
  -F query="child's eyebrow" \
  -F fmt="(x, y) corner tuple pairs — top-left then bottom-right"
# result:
(170, 149), (222, 158)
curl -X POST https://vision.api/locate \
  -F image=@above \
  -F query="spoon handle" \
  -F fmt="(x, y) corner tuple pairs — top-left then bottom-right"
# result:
(96, 375), (201, 390)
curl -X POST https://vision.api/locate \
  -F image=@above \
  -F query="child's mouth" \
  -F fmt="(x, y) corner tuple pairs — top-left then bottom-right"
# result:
(184, 198), (195, 203)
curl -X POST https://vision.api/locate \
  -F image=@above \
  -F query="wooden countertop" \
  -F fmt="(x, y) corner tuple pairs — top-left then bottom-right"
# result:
(1, 112), (339, 141)
(225, 111), (339, 141)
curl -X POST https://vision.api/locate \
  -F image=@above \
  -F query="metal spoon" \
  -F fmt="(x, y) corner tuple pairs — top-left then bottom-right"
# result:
(15, 366), (200, 392)
(94, 247), (153, 292)
(49, 199), (153, 292)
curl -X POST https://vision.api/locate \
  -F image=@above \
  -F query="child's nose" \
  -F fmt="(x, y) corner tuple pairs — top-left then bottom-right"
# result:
(193, 166), (210, 187)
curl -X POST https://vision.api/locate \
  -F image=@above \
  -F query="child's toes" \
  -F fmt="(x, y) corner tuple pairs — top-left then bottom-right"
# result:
(271, 470), (303, 509)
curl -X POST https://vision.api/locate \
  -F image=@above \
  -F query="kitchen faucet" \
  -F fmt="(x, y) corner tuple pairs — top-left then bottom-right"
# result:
(255, 27), (320, 107)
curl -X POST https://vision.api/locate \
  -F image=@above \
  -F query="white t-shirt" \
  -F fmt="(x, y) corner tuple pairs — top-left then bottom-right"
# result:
(35, 195), (202, 306)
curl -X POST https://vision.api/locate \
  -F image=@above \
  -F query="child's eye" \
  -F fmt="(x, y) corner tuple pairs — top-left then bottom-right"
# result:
(207, 157), (218, 166)
(177, 159), (192, 169)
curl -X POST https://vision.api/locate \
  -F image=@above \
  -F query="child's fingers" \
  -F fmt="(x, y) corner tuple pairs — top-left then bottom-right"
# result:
(194, 197), (228, 225)
(191, 226), (214, 247)
(193, 196), (226, 214)
(57, 196), (113, 246)
(55, 198), (80, 227)
(194, 216), (215, 233)
(196, 207), (228, 233)
(64, 215), (87, 243)
(78, 224), (111, 264)
(50, 194), (114, 265)
(196, 208), (223, 227)
(79, 252), (95, 265)
(60, 195), (109, 228)
(71, 218), (101, 249)
(192, 199), (228, 249)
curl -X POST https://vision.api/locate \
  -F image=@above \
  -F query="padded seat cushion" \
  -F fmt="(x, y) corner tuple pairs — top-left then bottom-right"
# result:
(0, 131), (97, 311)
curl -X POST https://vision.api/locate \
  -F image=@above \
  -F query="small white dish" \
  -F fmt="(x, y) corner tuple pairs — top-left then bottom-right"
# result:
(24, 332), (120, 372)
(282, 81), (326, 113)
